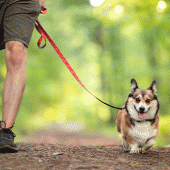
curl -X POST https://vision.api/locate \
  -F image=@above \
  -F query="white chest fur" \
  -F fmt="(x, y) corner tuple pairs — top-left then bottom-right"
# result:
(129, 121), (157, 146)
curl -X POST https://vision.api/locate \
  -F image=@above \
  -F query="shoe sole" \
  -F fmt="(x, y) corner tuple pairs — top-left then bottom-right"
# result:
(0, 145), (18, 153)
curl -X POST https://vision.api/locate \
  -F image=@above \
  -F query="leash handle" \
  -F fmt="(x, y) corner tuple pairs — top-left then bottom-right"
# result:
(35, 20), (124, 110)
(35, 8), (48, 49)
(41, 7), (47, 14)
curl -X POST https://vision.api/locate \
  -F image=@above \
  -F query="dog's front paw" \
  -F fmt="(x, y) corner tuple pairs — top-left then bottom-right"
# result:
(141, 138), (156, 153)
(141, 146), (152, 154)
(130, 145), (141, 154)
(141, 149), (147, 154)
(122, 139), (129, 149)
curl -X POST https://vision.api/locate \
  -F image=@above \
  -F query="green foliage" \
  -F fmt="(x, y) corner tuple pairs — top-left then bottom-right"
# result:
(0, 0), (170, 146)
(156, 116), (170, 146)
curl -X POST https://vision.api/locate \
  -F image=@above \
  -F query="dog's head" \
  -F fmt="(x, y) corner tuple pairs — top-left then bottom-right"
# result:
(125, 79), (159, 121)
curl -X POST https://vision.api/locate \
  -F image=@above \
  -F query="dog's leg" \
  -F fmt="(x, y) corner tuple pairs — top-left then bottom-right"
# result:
(122, 138), (129, 149)
(141, 138), (156, 153)
(123, 135), (140, 153)
(122, 131), (140, 153)
(130, 143), (141, 154)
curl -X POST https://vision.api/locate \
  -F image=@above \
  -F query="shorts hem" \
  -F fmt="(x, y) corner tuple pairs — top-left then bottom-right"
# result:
(4, 38), (29, 48)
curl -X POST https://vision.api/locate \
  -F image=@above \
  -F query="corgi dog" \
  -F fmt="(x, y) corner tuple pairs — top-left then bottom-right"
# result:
(116, 79), (160, 154)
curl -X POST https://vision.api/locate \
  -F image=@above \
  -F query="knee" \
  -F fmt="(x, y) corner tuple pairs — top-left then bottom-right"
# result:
(5, 41), (27, 72)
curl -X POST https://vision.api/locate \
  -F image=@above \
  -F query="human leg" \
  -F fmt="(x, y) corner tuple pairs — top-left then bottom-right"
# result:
(0, 0), (40, 152)
(0, 41), (27, 152)
(1, 0), (41, 126)
(2, 41), (27, 128)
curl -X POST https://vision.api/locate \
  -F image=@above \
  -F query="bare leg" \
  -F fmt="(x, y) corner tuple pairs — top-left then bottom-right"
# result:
(2, 41), (27, 128)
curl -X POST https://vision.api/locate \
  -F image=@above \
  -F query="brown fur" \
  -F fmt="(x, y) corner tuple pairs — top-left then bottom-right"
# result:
(116, 109), (159, 146)
(116, 79), (159, 153)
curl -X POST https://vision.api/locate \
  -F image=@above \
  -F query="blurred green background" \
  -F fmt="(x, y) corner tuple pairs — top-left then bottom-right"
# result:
(0, 0), (170, 146)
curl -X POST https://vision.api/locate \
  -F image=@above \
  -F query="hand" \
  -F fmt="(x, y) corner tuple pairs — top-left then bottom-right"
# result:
(40, 0), (46, 10)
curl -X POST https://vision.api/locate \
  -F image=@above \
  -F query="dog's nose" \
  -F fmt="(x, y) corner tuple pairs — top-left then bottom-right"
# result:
(139, 107), (145, 113)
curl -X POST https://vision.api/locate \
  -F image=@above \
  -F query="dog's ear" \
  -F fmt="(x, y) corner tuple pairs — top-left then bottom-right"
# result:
(131, 78), (138, 92)
(148, 80), (157, 93)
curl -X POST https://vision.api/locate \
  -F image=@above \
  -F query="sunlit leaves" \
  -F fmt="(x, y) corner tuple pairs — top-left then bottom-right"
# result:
(156, 116), (170, 146)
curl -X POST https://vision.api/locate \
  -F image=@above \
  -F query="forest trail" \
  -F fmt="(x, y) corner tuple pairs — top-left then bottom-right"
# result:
(0, 124), (170, 170)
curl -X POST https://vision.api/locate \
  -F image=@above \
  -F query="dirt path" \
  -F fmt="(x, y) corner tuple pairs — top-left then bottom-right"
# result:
(26, 125), (120, 146)
(0, 143), (170, 170)
(0, 125), (170, 170)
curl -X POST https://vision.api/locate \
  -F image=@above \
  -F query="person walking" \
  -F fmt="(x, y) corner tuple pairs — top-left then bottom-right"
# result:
(0, 0), (46, 152)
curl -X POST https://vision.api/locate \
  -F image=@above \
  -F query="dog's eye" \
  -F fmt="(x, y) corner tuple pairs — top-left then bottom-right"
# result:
(146, 99), (150, 103)
(135, 98), (140, 102)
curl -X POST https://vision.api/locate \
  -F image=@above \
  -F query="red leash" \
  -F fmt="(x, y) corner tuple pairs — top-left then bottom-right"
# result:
(35, 11), (124, 110)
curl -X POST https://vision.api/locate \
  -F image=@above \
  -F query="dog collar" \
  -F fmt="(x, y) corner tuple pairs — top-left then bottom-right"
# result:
(130, 118), (156, 126)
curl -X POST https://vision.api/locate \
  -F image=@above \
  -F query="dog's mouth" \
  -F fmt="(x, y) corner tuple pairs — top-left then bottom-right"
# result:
(134, 106), (150, 119)
(138, 112), (146, 119)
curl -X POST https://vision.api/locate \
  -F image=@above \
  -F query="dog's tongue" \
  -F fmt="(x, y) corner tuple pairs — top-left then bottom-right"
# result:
(138, 113), (146, 119)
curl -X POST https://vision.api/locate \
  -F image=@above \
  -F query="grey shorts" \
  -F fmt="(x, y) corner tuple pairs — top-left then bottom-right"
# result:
(0, 0), (41, 50)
